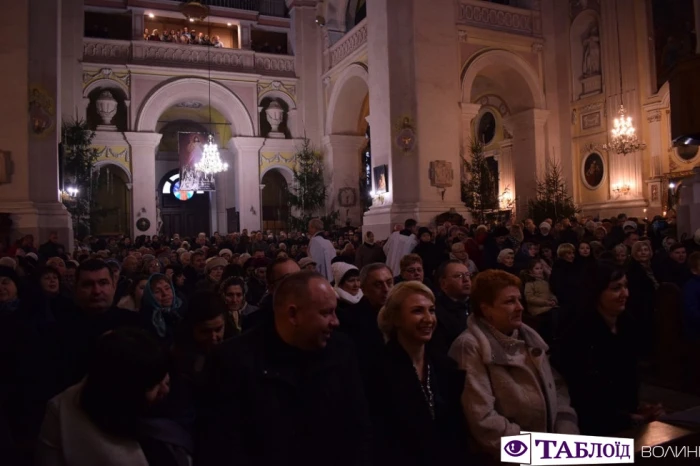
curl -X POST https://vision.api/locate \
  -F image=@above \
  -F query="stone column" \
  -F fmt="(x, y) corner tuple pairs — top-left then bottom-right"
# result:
(125, 132), (162, 237)
(239, 22), (252, 49)
(0, 0), (73, 249)
(364, 0), (465, 238)
(231, 137), (265, 232)
(132, 9), (145, 40)
(322, 135), (367, 226)
(643, 104), (664, 178)
(505, 108), (550, 216)
(286, 0), (323, 146)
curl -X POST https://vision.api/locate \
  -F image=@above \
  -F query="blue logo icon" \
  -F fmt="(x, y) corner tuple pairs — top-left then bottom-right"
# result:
(504, 440), (528, 457)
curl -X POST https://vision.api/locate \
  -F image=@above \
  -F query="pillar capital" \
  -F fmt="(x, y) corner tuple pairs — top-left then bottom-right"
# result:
(322, 134), (368, 151)
(460, 102), (482, 123)
(505, 108), (550, 129)
(124, 132), (162, 148)
(229, 136), (265, 152)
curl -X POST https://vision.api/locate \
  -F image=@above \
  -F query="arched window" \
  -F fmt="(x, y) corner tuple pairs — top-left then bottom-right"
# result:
(363, 126), (371, 190)
(161, 171), (204, 202)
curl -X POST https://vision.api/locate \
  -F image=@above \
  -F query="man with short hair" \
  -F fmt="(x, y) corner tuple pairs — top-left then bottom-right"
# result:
(431, 260), (471, 356)
(308, 218), (336, 282)
(383, 219), (419, 276)
(198, 272), (371, 466)
(242, 257), (300, 331)
(338, 263), (393, 382)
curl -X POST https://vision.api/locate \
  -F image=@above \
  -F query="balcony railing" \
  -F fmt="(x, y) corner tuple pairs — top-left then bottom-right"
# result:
(457, 0), (542, 37)
(326, 18), (367, 71)
(177, 0), (287, 17)
(83, 38), (295, 77)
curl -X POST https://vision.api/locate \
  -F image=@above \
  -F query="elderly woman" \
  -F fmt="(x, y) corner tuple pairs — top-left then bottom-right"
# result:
(331, 262), (363, 308)
(495, 248), (517, 275)
(450, 243), (478, 275)
(369, 281), (467, 465)
(449, 270), (578, 459)
(141, 274), (186, 347)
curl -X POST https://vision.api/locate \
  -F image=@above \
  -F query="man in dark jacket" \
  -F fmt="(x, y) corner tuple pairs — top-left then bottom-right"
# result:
(431, 260), (471, 357)
(197, 272), (371, 466)
(241, 257), (300, 332)
(37, 231), (65, 261)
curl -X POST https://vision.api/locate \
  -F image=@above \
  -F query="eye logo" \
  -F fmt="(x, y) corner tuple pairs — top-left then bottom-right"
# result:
(503, 440), (528, 457)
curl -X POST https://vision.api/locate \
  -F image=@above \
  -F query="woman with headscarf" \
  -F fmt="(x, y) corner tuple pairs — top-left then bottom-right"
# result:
(140, 274), (186, 348)
(332, 262), (363, 309)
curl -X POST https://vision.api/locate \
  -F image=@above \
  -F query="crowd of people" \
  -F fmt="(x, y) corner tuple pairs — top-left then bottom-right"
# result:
(144, 27), (225, 48)
(1, 213), (700, 465)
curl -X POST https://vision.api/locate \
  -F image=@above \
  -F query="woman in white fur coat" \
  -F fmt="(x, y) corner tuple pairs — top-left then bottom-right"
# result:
(449, 269), (579, 459)
(331, 262), (363, 310)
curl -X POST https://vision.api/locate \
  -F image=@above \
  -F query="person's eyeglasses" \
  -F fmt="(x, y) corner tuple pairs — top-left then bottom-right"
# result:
(451, 272), (471, 280)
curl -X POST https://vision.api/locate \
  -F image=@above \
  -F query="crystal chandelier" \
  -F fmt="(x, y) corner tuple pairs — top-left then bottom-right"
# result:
(602, 105), (646, 156)
(195, 134), (228, 174)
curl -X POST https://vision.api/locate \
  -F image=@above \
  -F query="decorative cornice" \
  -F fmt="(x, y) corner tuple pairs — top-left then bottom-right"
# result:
(82, 67), (131, 94)
(457, 0), (542, 37)
(328, 19), (367, 70)
(580, 102), (604, 113)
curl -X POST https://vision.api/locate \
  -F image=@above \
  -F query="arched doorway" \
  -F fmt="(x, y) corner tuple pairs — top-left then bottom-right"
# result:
(159, 169), (210, 238)
(261, 169), (289, 232)
(91, 164), (131, 236)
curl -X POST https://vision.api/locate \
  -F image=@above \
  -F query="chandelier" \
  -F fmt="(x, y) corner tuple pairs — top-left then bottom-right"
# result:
(602, 0), (645, 157)
(180, 1), (209, 22)
(602, 105), (646, 156)
(195, 134), (228, 174)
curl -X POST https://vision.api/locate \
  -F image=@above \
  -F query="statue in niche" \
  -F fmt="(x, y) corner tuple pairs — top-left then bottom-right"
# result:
(582, 25), (601, 77)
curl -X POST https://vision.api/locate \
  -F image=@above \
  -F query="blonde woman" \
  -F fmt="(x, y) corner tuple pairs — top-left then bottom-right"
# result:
(449, 270), (578, 459)
(369, 281), (467, 465)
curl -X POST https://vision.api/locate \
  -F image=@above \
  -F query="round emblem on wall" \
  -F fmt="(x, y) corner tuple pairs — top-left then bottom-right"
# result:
(136, 218), (151, 232)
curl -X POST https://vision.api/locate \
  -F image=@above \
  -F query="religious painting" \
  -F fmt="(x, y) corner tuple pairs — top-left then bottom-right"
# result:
(373, 165), (389, 193)
(429, 160), (454, 188)
(394, 117), (416, 153)
(178, 132), (216, 192)
(581, 112), (601, 130)
(337, 187), (357, 207)
(582, 152), (605, 189)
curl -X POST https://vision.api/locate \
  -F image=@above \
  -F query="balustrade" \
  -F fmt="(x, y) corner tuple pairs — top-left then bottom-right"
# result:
(83, 38), (295, 77)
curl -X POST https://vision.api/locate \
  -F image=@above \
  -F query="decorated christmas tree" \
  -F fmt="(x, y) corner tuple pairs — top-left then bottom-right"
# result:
(461, 139), (499, 224)
(287, 138), (338, 231)
(527, 159), (579, 223)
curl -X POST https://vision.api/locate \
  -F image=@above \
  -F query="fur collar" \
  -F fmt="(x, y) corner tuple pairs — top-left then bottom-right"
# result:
(466, 314), (548, 366)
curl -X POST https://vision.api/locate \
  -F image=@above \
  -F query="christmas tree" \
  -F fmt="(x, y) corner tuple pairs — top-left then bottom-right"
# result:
(527, 159), (579, 224)
(461, 139), (499, 224)
(287, 138), (338, 231)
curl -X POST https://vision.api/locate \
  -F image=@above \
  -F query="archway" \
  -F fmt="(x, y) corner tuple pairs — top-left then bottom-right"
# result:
(327, 63), (369, 135)
(91, 163), (131, 236)
(159, 169), (211, 238)
(261, 168), (289, 233)
(461, 49), (547, 216)
(136, 77), (255, 136)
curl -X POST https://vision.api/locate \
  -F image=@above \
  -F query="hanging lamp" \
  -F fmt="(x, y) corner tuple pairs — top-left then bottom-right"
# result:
(194, 13), (229, 175)
(602, 1), (645, 156)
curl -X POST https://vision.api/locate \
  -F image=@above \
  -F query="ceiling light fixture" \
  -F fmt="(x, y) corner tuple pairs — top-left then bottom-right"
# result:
(601, 1), (645, 156)
(181, 1), (209, 22)
(148, 13), (155, 18)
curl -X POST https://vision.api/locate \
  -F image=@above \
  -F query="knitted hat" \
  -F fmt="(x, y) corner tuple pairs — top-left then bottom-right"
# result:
(332, 262), (358, 287)
(539, 222), (551, 231)
(205, 257), (228, 272)
(0, 265), (19, 289)
(219, 248), (233, 257)
(239, 253), (251, 264)
(623, 221), (637, 231)
(0, 257), (17, 269)
(26, 252), (38, 262)
(298, 257), (317, 269)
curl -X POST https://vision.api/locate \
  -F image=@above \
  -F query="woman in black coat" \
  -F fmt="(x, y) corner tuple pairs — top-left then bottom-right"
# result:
(369, 281), (468, 466)
(553, 261), (664, 436)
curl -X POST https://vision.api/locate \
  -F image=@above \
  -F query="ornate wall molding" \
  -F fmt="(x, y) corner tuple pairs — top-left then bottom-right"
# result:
(94, 146), (130, 163)
(328, 19), (367, 70)
(579, 102), (604, 113)
(257, 80), (297, 99)
(647, 109), (662, 123)
(83, 38), (295, 78)
(259, 152), (296, 166)
(82, 68), (131, 92)
(457, 0), (542, 37)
